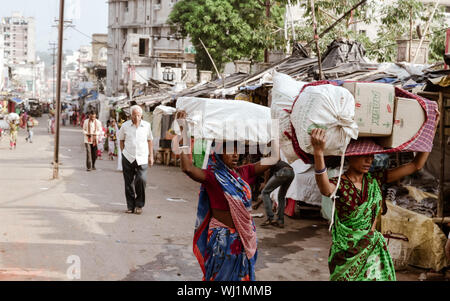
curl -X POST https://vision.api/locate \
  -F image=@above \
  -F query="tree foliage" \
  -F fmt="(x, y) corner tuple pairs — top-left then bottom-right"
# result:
(169, 0), (287, 72)
(297, 0), (447, 63)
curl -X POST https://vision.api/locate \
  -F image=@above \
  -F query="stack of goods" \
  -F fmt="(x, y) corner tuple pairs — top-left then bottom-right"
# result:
(270, 72), (438, 161)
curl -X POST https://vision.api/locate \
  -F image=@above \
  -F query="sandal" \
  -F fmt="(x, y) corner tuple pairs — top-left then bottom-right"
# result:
(261, 219), (274, 227)
(135, 208), (143, 215)
(125, 209), (134, 214)
(272, 220), (284, 228)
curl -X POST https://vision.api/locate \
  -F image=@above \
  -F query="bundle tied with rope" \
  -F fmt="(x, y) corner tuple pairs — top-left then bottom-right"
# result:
(284, 80), (438, 231)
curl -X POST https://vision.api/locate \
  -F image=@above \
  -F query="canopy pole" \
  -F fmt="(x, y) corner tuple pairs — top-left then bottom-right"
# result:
(310, 0), (324, 80)
(412, 0), (440, 64)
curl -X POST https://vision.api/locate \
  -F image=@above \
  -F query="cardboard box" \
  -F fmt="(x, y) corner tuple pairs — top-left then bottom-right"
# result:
(378, 97), (426, 148)
(343, 82), (395, 137)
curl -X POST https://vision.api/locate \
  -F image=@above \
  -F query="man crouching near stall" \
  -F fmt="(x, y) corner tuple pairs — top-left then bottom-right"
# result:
(174, 111), (278, 281)
(310, 109), (440, 281)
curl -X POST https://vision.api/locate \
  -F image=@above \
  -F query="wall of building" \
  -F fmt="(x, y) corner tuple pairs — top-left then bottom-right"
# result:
(0, 13), (35, 64)
(107, 0), (196, 96)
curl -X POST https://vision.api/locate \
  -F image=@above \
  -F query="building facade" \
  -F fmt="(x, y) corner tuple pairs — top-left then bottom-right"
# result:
(0, 12), (36, 64)
(107, 0), (197, 97)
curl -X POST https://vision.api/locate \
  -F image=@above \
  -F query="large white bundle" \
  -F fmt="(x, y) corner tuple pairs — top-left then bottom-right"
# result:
(290, 84), (358, 156)
(271, 71), (306, 139)
(6, 113), (19, 123)
(271, 71), (307, 162)
(176, 97), (272, 144)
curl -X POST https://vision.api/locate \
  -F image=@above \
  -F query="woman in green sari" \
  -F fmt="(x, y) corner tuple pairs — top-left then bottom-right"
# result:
(310, 118), (438, 281)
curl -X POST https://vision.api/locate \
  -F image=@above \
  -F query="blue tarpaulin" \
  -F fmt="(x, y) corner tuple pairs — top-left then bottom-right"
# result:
(239, 84), (262, 91)
(10, 97), (23, 104)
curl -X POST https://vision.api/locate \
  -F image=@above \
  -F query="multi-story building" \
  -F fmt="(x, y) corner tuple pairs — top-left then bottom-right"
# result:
(107, 0), (197, 97)
(1, 12), (36, 64)
(0, 32), (4, 90)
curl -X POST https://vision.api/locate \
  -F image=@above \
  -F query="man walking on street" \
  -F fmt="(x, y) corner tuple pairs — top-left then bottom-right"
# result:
(83, 111), (102, 171)
(118, 105), (154, 215)
(260, 160), (295, 228)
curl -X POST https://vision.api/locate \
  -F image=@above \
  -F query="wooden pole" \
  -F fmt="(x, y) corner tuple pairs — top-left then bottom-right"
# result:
(412, 0), (440, 63)
(198, 38), (224, 89)
(409, 7), (413, 62)
(305, 0), (367, 48)
(310, 0), (324, 80)
(264, 0), (271, 63)
(438, 92), (445, 218)
(53, 0), (65, 179)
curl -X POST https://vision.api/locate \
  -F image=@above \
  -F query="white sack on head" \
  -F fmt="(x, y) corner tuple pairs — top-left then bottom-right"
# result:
(271, 71), (307, 163)
(176, 97), (272, 144)
(290, 84), (358, 156)
(271, 71), (306, 139)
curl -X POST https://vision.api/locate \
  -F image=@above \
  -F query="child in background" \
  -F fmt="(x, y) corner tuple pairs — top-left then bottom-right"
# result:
(97, 126), (106, 160)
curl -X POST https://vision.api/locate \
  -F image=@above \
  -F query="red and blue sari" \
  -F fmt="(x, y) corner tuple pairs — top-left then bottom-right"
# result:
(193, 153), (257, 281)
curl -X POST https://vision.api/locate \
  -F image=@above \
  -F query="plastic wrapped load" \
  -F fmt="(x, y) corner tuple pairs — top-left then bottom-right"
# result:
(5, 113), (20, 124)
(176, 97), (272, 144)
(290, 84), (359, 156)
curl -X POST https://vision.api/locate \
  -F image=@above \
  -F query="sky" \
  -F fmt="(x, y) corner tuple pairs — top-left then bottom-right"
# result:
(0, 0), (108, 53)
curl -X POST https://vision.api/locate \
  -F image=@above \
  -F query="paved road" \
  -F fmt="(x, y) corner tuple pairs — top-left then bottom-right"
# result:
(0, 117), (423, 281)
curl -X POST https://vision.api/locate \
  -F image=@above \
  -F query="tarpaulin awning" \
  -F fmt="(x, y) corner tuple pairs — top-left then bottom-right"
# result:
(10, 97), (23, 104)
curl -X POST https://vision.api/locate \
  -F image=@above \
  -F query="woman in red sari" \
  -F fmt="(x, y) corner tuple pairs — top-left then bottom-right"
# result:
(176, 112), (275, 281)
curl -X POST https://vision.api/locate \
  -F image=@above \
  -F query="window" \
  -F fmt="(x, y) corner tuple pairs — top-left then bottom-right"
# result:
(139, 38), (149, 57)
(125, 1), (129, 12)
(446, 6), (450, 13)
(359, 30), (367, 35)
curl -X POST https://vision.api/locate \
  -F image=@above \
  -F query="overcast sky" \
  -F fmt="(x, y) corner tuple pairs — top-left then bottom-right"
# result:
(0, 0), (108, 53)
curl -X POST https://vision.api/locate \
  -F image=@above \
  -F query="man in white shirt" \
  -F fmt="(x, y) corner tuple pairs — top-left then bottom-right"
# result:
(83, 111), (102, 171)
(118, 105), (154, 215)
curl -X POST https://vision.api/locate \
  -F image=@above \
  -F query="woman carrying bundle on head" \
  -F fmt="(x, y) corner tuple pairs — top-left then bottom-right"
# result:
(309, 110), (440, 281)
(175, 111), (276, 281)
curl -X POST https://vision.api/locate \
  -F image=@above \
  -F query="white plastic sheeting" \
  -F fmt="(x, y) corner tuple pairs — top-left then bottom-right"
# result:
(152, 105), (177, 139)
(176, 97), (273, 144)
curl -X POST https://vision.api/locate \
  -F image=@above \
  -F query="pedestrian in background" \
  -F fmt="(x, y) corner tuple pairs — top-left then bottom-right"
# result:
(25, 116), (35, 143)
(118, 105), (153, 215)
(96, 125), (106, 160)
(9, 121), (18, 150)
(260, 160), (294, 229)
(108, 119), (118, 161)
(83, 111), (102, 171)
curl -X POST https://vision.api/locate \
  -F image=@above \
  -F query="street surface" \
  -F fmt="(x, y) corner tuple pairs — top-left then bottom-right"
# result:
(0, 117), (424, 281)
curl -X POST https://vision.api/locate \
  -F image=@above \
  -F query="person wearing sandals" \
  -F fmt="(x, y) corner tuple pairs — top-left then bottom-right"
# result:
(118, 105), (154, 215)
(260, 160), (294, 228)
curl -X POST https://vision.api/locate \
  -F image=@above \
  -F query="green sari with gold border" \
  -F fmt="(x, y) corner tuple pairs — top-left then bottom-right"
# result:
(329, 172), (396, 281)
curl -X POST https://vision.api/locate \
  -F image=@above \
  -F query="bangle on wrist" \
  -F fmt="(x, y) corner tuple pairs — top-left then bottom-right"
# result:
(315, 167), (327, 175)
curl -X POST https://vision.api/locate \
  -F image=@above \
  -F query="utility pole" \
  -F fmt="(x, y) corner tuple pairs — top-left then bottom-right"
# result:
(49, 42), (57, 105)
(53, 0), (66, 180)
